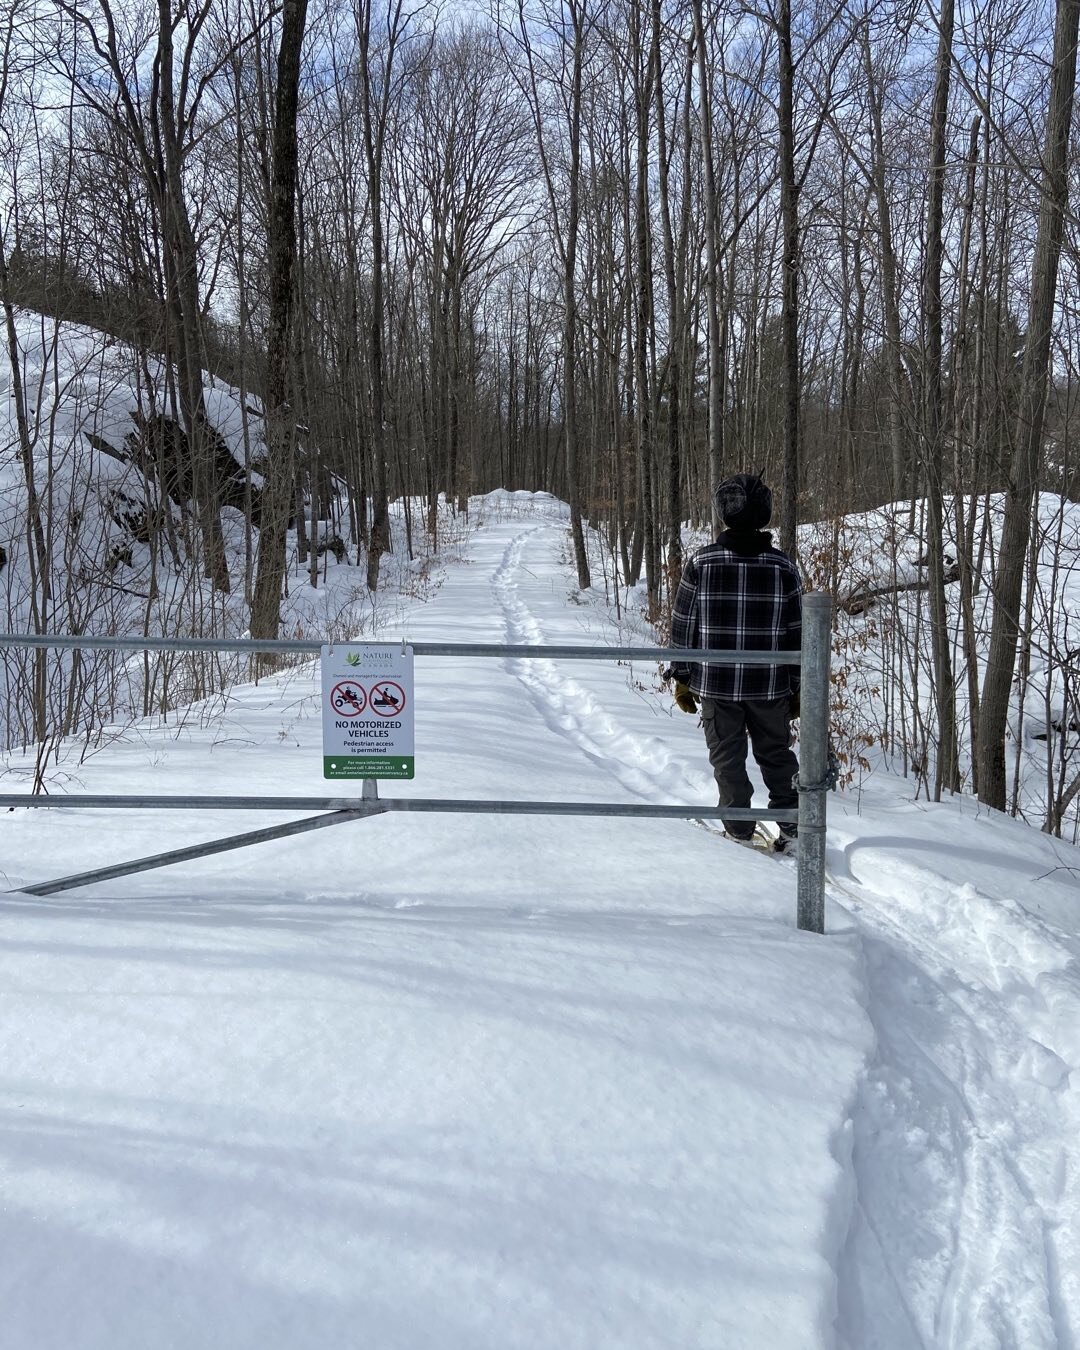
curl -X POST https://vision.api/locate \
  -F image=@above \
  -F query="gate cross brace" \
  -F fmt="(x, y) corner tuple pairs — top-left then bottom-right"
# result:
(5, 797), (797, 898)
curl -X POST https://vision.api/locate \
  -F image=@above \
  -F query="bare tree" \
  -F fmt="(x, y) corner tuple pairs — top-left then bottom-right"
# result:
(356, 0), (422, 591)
(979, 0), (1080, 810)
(250, 0), (308, 639)
(398, 23), (534, 512)
(497, 0), (595, 589)
(47, 0), (251, 592)
(921, 0), (960, 795)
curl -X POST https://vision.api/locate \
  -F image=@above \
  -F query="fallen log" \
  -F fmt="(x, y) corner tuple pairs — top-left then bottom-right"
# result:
(841, 561), (962, 615)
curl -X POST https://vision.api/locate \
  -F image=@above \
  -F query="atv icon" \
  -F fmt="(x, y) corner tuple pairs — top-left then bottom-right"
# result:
(331, 683), (367, 715)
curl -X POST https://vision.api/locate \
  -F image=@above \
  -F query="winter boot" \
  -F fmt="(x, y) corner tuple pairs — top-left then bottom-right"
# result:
(774, 826), (798, 856)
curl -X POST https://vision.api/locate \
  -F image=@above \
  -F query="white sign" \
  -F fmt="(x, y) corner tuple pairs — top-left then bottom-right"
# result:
(321, 644), (414, 779)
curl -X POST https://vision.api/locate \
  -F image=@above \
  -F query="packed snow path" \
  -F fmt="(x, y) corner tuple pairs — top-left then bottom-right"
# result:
(2, 495), (1078, 1350)
(829, 815), (1080, 1349)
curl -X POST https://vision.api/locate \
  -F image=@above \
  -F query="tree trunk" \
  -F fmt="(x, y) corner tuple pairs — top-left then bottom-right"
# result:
(776, 0), (799, 556)
(863, 31), (906, 499)
(978, 0), (1080, 809)
(923, 0), (960, 796)
(653, 2), (684, 580)
(250, 0), (309, 639)
(952, 115), (983, 790)
(564, 1), (591, 589)
(156, 0), (229, 594)
(631, 0), (656, 611)
(691, 0), (723, 523)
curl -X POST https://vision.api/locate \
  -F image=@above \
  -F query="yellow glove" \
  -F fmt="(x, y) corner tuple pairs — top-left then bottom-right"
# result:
(674, 681), (698, 714)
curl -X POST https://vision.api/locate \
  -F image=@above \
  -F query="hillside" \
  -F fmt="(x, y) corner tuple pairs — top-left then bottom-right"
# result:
(1, 309), (449, 756)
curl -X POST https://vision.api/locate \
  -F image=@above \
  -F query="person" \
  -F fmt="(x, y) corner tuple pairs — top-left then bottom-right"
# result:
(666, 473), (802, 851)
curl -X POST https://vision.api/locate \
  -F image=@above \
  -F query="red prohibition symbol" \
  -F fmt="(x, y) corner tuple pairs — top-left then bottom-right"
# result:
(330, 681), (367, 717)
(369, 680), (406, 716)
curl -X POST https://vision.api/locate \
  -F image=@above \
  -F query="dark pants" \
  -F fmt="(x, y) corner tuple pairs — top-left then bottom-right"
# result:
(700, 696), (799, 839)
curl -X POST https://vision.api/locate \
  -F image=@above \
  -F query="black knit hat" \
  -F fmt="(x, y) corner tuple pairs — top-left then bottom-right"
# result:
(713, 473), (773, 530)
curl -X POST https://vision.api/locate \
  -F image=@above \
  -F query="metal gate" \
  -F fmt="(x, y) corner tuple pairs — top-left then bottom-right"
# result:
(0, 592), (834, 931)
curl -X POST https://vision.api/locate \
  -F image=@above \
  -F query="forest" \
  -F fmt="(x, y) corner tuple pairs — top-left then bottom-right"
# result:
(1, 0), (1079, 829)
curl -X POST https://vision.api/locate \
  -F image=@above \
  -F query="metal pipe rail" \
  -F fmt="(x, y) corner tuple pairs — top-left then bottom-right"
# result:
(1, 594), (832, 931)
(0, 794), (797, 819)
(0, 632), (798, 665)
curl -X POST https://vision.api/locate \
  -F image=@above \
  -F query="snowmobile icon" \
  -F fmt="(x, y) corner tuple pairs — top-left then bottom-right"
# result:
(372, 685), (401, 712)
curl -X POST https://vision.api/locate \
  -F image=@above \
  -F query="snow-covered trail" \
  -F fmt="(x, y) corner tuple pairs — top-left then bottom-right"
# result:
(2, 494), (1078, 1349)
(828, 802), (1080, 1350)
(413, 502), (1080, 1349)
(436, 512), (714, 808)
(1, 499), (871, 1350)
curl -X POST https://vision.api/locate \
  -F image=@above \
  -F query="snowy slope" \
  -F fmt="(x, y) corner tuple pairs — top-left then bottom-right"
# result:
(2, 492), (1079, 1349)
(0, 310), (257, 615)
(1, 308), (459, 752)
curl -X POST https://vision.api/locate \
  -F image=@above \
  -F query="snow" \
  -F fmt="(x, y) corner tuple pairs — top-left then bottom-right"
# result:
(2, 492), (1079, 1348)
(828, 780), (1080, 1347)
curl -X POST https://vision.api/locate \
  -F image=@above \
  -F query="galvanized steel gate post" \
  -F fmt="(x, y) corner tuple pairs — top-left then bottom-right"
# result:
(795, 593), (833, 934)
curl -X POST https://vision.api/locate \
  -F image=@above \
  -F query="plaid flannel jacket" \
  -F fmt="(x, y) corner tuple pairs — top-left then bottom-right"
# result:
(670, 530), (803, 701)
